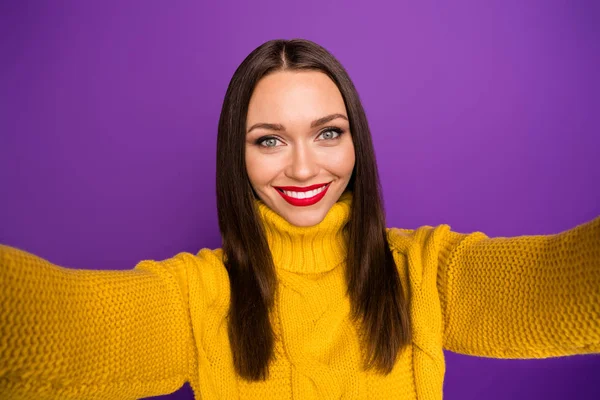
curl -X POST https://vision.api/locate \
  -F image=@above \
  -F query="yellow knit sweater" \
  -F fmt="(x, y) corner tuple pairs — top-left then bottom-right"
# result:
(1, 192), (599, 399)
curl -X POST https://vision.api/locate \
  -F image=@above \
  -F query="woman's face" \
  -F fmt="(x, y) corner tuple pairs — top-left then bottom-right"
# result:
(245, 70), (355, 227)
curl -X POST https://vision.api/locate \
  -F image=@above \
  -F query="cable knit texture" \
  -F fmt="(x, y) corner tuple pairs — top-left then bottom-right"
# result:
(1, 192), (599, 399)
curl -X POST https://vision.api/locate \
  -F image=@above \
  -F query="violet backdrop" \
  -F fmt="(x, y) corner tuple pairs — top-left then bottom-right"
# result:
(1, 1), (599, 399)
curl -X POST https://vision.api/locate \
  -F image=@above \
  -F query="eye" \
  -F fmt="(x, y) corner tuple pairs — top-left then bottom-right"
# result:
(317, 127), (344, 141)
(256, 136), (283, 148)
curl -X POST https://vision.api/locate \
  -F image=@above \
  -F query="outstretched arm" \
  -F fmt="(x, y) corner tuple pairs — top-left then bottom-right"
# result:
(0, 245), (199, 399)
(436, 216), (600, 358)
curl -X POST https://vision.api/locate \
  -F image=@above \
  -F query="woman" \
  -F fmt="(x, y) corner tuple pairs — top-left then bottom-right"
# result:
(1, 39), (598, 400)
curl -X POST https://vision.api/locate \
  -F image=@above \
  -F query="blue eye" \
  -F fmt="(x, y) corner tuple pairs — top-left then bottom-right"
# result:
(318, 127), (344, 141)
(256, 136), (282, 147)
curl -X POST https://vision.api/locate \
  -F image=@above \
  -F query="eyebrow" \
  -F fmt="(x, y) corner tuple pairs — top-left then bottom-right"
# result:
(246, 113), (348, 134)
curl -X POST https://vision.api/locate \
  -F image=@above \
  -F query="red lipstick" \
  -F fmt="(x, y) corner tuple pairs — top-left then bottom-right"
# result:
(274, 182), (331, 207)
(275, 183), (329, 192)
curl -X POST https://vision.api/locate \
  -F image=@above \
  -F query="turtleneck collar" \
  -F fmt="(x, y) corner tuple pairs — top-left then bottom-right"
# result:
(255, 191), (352, 274)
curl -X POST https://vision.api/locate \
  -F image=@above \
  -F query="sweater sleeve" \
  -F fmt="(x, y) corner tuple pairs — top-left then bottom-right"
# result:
(435, 216), (600, 358)
(0, 245), (199, 399)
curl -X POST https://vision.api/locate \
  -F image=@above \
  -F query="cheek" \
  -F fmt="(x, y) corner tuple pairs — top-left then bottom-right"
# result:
(245, 148), (276, 187)
(324, 142), (355, 177)
(245, 150), (260, 187)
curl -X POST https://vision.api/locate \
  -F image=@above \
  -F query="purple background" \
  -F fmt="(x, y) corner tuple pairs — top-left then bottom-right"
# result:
(1, 1), (599, 399)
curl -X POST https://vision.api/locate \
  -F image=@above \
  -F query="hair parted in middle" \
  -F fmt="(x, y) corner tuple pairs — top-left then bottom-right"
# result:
(216, 38), (411, 381)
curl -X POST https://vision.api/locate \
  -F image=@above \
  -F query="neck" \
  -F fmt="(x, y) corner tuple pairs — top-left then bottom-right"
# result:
(255, 191), (352, 274)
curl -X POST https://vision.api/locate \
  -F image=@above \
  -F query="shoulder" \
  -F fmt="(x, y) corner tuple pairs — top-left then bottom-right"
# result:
(171, 247), (230, 306)
(386, 224), (452, 253)
(193, 247), (226, 267)
(386, 224), (453, 287)
(160, 247), (226, 277)
(385, 227), (416, 253)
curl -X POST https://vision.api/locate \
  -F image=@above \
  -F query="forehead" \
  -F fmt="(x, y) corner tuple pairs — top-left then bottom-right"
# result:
(246, 70), (347, 126)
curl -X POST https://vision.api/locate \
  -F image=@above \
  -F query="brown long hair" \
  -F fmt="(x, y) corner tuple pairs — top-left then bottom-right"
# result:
(216, 39), (411, 381)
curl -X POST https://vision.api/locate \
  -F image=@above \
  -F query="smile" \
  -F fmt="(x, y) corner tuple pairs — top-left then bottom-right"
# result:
(274, 182), (331, 207)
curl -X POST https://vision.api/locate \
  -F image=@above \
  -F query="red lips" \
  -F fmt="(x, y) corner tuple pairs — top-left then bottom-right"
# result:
(274, 183), (329, 192)
(274, 183), (331, 207)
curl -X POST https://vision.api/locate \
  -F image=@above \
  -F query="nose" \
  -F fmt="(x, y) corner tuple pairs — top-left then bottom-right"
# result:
(285, 143), (319, 182)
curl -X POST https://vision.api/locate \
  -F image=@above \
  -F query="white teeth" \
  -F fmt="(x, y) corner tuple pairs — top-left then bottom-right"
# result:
(281, 184), (327, 199)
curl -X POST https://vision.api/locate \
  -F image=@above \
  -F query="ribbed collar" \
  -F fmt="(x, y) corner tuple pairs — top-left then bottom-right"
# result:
(255, 191), (352, 274)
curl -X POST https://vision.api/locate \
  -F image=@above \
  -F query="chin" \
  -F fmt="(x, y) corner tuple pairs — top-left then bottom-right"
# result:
(282, 208), (328, 227)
